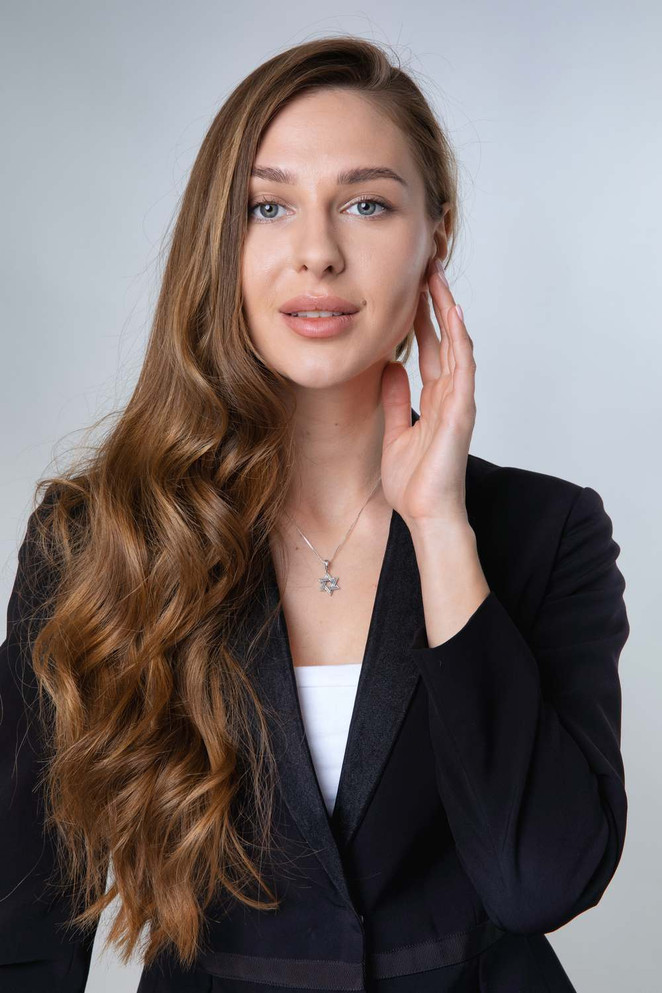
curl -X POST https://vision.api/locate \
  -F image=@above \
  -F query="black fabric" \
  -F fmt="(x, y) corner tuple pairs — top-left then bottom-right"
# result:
(0, 407), (630, 991)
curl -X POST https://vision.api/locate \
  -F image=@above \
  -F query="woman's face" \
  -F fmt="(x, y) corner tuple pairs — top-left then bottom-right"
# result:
(241, 87), (447, 389)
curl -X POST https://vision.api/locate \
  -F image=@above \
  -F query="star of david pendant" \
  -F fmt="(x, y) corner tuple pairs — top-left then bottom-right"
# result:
(318, 559), (340, 596)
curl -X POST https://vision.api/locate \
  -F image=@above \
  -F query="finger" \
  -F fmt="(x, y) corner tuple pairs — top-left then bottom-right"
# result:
(423, 269), (453, 379)
(426, 278), (458, 384)
(441, 297), (454, 380)
(426, 259), (457, 345)
(448, 304), (476, 403)
(413, 290), (442, 384)
(426, 265), (456, 380)
(414, 286), (454, 385)
(381, 359), (413, 449)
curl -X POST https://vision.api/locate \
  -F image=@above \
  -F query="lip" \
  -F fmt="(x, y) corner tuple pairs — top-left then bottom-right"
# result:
(281, 312), (357, 338)
(278, 294), (360, 316)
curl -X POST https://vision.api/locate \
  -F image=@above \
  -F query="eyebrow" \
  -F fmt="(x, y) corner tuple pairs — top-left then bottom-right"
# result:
(250, 165), (408, 187)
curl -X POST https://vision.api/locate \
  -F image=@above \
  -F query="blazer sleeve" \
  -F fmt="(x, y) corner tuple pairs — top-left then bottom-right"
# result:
(0, 505), (99, 991)
(409, 484), (630, 935)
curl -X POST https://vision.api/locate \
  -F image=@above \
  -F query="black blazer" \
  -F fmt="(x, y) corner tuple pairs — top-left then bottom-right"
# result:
(0, 407), (630, 993)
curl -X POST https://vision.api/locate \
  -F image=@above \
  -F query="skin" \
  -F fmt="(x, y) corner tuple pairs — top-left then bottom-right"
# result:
(241, 86), (477, 543)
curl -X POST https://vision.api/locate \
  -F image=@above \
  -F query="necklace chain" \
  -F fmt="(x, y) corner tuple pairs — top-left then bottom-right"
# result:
(283, 474), (383, 596)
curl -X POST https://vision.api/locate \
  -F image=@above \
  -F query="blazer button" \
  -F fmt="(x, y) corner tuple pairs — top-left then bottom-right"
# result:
(359, 914), (365, 923)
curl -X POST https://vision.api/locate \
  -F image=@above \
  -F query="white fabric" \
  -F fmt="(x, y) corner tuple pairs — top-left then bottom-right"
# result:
(292, 663), (363, 816)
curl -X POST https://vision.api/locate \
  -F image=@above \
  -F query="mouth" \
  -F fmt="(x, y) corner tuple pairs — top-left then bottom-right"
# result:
(285, 310), (353, 317)
(278, 294), (360, 317)
(280, 311), (358, 339)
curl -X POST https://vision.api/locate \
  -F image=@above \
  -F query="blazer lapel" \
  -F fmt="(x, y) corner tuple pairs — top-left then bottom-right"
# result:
(246, 558), (355, 907)
(244, 408), (483, 907)
(329, 506), (423, 850)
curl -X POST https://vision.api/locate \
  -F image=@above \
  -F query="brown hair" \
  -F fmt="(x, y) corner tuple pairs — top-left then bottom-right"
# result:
(20, 35), (460, 970)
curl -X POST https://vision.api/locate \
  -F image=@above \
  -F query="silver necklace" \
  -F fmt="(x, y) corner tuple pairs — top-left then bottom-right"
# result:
(284, 474), (383, 595)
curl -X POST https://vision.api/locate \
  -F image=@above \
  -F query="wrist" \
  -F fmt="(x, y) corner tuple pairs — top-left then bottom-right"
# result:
(406, 514), (475, 546)
(407, 520), (491, 648)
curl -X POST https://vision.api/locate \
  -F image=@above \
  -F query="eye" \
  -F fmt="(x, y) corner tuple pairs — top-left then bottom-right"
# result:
(247, 196), (393, 223)
(248, 200), (287, 222)
(345, 197), (392, 218)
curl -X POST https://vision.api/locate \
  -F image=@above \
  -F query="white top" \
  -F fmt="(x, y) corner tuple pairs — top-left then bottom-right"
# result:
(292, 663), (363, 817)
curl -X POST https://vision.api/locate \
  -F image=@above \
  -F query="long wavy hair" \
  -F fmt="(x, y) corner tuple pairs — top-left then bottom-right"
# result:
(19, 35), (461, 970)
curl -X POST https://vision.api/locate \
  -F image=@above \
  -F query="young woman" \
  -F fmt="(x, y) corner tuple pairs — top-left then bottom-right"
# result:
(0, 36), (629, 993)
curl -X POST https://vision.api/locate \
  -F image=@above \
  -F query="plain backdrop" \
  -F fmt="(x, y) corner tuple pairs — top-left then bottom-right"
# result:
(1, 2), (659, 991)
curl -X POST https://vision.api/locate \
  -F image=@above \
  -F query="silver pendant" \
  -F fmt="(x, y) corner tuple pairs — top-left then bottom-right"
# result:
(319, 559), (340, 596)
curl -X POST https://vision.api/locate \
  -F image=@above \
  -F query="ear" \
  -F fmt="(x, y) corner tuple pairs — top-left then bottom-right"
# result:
(420, 204), (453, 292)
(432, 202), (453, 264)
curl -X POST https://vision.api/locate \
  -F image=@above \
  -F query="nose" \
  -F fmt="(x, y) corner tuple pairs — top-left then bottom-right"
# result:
(290, 214), (345, 277)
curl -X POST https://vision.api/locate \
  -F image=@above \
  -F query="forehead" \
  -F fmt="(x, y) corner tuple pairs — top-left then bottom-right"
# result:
(252, 88), (416, 183)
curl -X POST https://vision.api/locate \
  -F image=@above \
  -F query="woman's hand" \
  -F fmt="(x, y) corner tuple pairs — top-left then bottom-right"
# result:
(380, 258), (477, 529)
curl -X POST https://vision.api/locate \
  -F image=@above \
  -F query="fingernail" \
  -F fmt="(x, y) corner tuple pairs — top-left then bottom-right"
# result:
(455, 304), (464, 322)
(434, 259), (450, 288)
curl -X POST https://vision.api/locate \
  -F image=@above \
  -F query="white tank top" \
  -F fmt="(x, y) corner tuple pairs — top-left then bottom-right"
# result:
(292, 663), (363, 817)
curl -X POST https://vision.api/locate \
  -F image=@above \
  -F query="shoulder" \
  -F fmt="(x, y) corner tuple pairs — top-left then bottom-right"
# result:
(11, 483), (89, 624)
(465, 453), (614, 566)
(469, 450), (583, 496)
(465, 454), (624, 623)
(467, 451), (585, 520)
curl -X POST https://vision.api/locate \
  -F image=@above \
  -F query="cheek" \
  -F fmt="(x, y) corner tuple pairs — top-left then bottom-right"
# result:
(240, 244), (267, 305)
(379, 272), (422, 329)
(240, 267), (269, 328)
(373, 238), (427, 310)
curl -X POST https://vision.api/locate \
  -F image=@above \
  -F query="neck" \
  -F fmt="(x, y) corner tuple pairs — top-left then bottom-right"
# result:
(282, 387), (391, 530)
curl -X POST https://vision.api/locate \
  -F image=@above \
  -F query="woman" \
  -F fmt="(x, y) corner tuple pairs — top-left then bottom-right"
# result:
(0, 36), (629, 993)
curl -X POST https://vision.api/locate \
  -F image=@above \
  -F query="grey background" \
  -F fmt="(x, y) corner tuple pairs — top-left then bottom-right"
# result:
(2, 2), (659, 990)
